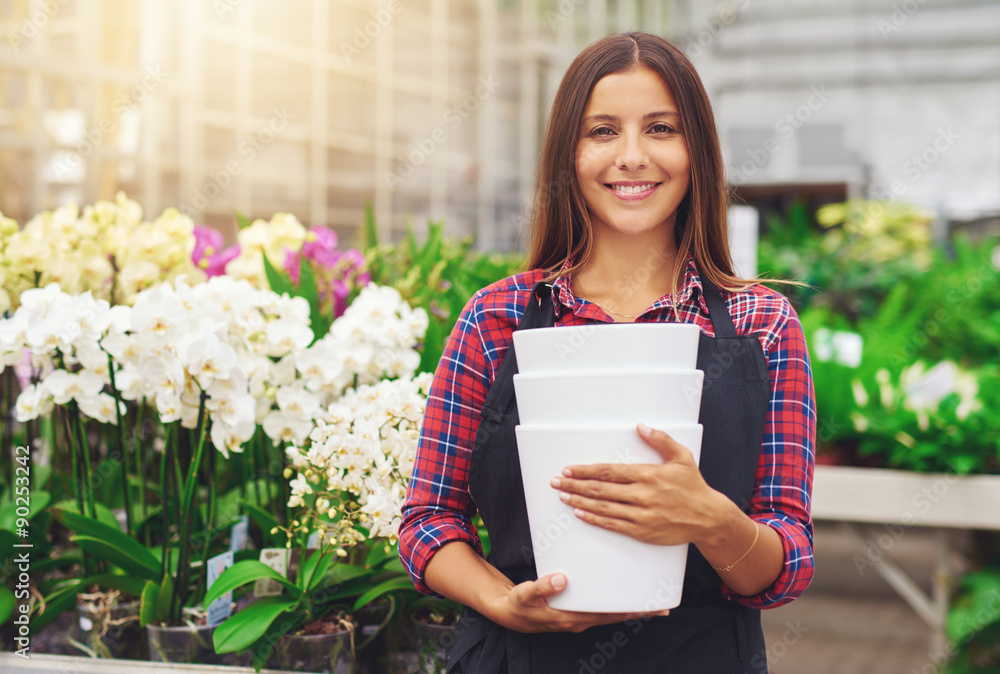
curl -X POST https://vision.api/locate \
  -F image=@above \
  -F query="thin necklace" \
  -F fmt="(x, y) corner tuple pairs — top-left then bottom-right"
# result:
(574, 290), (640, 319)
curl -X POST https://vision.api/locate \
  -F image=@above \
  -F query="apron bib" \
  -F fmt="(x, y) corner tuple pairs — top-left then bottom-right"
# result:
(451, 277), (771, 673)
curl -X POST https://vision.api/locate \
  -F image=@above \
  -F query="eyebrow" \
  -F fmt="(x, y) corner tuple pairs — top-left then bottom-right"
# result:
(582, 111), (680, 123)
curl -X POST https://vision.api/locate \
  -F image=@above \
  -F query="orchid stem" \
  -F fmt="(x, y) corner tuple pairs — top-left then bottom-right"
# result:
(107, 354), (133, 537)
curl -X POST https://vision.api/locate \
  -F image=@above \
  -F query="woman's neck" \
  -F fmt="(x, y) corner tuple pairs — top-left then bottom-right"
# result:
(573, 229), (680, 320)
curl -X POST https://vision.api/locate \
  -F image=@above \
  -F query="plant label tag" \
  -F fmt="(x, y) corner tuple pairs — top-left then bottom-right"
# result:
(254, 548), (288, 597)
(230, 515), (249, 553)
(207, 551), (235, 627)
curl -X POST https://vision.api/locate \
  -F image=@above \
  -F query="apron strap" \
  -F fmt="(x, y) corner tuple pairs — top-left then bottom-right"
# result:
(484, 282), (554, 410)
(699, 273), (738, 339)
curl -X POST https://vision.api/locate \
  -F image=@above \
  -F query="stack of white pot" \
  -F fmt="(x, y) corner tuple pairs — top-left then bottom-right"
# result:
(511, 323), (704, 612)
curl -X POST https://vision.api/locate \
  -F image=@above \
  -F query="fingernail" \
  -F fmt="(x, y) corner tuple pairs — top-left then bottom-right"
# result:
(562, 467), (572, 476)
(552, 574), (566, 590)
(637, 423), (652, 436)
(559, 492), (570, 503)
(550, 477), (561, 488)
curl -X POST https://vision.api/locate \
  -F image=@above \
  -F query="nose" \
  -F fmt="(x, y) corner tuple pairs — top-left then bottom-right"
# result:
(616, 131), (648, 171)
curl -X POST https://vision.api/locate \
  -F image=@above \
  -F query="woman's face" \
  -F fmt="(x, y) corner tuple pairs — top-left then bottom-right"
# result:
(575, 67), (690, 245)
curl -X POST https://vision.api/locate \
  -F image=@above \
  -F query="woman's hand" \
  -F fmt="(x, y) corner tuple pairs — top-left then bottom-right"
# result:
(551, 424), (732, 547)
(486, 572), (669, 634)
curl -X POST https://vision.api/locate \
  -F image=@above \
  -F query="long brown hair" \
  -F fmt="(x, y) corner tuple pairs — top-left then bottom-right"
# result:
(526, 32), (754, 292)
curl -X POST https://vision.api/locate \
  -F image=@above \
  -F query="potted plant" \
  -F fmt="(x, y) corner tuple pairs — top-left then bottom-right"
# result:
(205, 372), (432, 672)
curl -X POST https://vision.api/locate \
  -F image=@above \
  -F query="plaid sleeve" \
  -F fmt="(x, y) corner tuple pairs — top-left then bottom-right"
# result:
(398, 293), (490, 595)
(722, 297), (816, 608)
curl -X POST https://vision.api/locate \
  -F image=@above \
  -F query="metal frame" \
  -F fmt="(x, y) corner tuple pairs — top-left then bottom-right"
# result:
(812, 465), (1000, 654)
(0, 0), (675, 243)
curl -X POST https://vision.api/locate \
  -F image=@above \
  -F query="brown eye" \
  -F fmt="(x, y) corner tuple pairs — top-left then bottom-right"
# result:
(650, 122), (678, 134)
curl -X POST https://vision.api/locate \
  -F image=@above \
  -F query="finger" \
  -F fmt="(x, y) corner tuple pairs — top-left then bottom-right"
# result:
(560, 492), (639, 522)
(551, 475), (636, 503)
(637, 423), (695, 464)
(572, 506), (635, 535)
(560, 462), (638, 482)
(529, 573), (567, 600)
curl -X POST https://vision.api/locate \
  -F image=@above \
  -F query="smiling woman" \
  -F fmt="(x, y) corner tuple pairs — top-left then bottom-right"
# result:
(398, 31), (816, 674)
(573, 67), (691, 318)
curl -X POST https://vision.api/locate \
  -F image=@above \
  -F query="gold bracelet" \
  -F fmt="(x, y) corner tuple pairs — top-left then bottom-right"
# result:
(713, 523), (760, 573)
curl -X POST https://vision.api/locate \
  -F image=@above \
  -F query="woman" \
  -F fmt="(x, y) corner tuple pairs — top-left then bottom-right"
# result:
(399, 32), (815, 673)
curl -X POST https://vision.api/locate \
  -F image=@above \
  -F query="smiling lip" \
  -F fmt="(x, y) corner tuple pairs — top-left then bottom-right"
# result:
(605, 182), (660, 201)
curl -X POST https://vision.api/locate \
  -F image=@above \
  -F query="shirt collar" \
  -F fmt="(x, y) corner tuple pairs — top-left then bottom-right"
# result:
(548, 252), (709, 320)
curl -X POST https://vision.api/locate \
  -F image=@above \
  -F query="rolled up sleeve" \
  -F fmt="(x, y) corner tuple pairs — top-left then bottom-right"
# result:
(722, 299), (816, 608)
(398, 295), (490, 594)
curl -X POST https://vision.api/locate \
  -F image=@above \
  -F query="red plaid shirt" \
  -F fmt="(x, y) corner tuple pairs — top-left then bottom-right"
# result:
(399, 254), (816, 608)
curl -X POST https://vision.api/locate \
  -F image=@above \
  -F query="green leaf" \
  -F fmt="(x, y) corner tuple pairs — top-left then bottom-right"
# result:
(363, 540), (395, 569)
(70, 535), (160, 582)
(0, 585), (15, 625)
(139, 581), (159, 627)
(53, 510), (160, 580)
(155, 574), (175, 624)
(298, 257), (325, 345)
(249, 610), (303, 671)
(93, 460), (124, 507)
(236, 211), (252, 230)
(263, 252), (296, 298)
(0, 529), (16, 554)
(0, 491), (50, 531)
(213, 596), (297, 654)
(380, 556), (407, 575)
(351, 575), (415, 612)
(30, 586), (77, 633)
(363, 201), (379, 248)
(298, 549), (335, 592)
(0, 491), (44, 530)
(417, 221), (445, 270)
(242, 501), (281, 547)
(84, 573), (146, 599)
(51, 501), (127, 537)
(204, 560), (302, 608)
(317, 562), (371, 589)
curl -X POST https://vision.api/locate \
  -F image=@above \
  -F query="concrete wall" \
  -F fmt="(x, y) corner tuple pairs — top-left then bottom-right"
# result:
(682, 0), (1000, 221)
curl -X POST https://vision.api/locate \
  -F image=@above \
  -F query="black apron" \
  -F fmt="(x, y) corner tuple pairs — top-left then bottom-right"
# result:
(450, 276), (771, 673)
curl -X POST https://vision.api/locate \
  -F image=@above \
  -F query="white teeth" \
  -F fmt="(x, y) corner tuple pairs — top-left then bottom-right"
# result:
(611, 183), (655, 195)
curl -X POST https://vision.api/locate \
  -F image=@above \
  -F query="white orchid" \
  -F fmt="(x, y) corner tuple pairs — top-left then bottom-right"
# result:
(43, 369), (105, 405)
(15, 383), (53, 422)
(0, 268), (429, 478)
(265, 319), (314, 356)
(77, 392), (124, 425)
(275, 385), (321, 419)
(131, 285), (190, 345)
(205, 377), (256, 428)
(184, 333), (238, 388)
(141, 356), (185, 402)
(293, 345), (344, 392)
(283, 372), (432, 545)
(210, 418), (255, 459)
(75, 341), (112, 381)
(262, 410), (314, 447)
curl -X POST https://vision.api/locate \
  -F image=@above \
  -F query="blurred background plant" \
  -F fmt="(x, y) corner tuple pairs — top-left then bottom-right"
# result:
(0, 193), (206, 311)
(758, 198), (999, 473)
(945, 568), (1000, 673)
(758, 199), (936, 322)
(362, 204), (525, 373)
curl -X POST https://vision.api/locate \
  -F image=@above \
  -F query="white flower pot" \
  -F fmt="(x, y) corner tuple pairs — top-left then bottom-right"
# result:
(514, 424), (703, 612)
(513, 369), (704, 426)
(512, 323), (700, 374)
